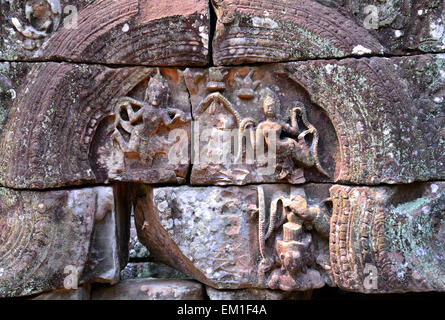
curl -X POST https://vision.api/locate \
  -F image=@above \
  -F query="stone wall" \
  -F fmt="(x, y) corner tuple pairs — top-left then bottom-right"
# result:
(0, 0), (443, 300)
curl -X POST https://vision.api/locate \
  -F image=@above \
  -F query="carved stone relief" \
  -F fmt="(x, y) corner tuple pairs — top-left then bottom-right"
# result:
(0, 0), (443, 299)
(329, 182), (445, 293)
(8, 0), (62, 52)
(0, 54), (442, 189)
(0, 0), (209, 65)
(0, 186), (127, 297)
(92, 68), (192, 184)
(133, 181), (445, 293)
(0, 64), (192, 188)
(185, 65), (337, 185)
(212, 0), (445, 65)
(133, 183), (332, 290)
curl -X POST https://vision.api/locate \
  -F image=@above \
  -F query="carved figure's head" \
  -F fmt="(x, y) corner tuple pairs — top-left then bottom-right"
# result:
(260, 88), (280, 120)
(281, 250), (305, 275)
(145, 70), (169, 107)
(290, 194), (307, 211)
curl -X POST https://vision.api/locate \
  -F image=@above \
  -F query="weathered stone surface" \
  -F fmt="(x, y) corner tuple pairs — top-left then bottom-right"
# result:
(0, 62), (31, 137)
(185, 65), (337, 185)
(120, 262), (188, 281)
(1, 55), (441, 188)
(0, 186), (112, 297)
(289, 54), (445, 184)
(212, 0), (445, 65)
(82, 186), (129, 284)
(0, 64), (191, 188)
(32, 286), (91, 300)
(329, 182), (445, 293)
(91, 279), (204, 300)
(134, 184), (332, 291)
(185, 54), (444, 185)
(1, 0), (209, 66)
(113, 183), (132, 271)
(206, 287), (312, 300)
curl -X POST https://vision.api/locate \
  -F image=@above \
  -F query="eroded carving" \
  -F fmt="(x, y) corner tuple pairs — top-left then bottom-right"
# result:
(91, 67), (192, 184)
(185, 66), (336, 185)
(112, 70), (189, 167)
(1, 0), (209, 65)
(212, 0), (445, 65)
(9, 0), (61, 51)
(256, 187), (330, 291)
(133, 184), (332, 290)
(256, 87), (329, 177)
(329, 183), (445, 293)
(0, 186), (107, 297)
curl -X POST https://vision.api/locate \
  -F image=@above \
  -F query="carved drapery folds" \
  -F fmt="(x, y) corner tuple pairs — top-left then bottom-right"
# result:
(94, 68), (192, 184)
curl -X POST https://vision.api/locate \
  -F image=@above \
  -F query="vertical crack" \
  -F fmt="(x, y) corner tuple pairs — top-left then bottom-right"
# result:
(208, 0), (217, 67)
(183, 73), (194, 184)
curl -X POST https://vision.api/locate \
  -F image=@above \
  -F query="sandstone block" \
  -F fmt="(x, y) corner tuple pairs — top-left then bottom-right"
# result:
(133, 184), (332, 291)
(0, 186), (111, 297)
(0, 64), (191, 188)
(1, 0), (209, 66)
(212, 0), (445, 65)
(185, 54), (444, 185)
(329, 182), (445, 293)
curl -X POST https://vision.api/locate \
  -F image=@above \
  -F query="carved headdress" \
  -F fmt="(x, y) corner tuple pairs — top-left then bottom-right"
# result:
(145, 69), (170, 104)
(260, 87), (281, 117)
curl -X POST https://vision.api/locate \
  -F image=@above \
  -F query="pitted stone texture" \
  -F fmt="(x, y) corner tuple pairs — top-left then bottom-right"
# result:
(1, 0), (209, 65)
(206, 287), (312, 300)
(0, 186), (113, 297)
(133, 184), (332, 291)
(185, 54), (444, 185)
(0, 64), (191, 188)
(0, 55), (442, 189)
(212, 0), (444, 65)
(329, 182), (445, 293)
(91, 279), (204, 300)
(0, 62), (30, 137)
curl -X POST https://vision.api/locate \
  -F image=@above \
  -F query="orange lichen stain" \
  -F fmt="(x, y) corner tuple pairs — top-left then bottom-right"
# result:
(226, 70), (235, 86)
(140, 0), (206, 23)
(227, 67), (249, 87)
(161, 68), (179, 83)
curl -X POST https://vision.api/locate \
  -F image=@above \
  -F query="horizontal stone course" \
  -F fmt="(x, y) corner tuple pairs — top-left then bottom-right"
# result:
(134, 182), (445, 293)
(212, 0), (445, 64)
(0, 0), (443, 300)
(0, 54), (442, 189)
